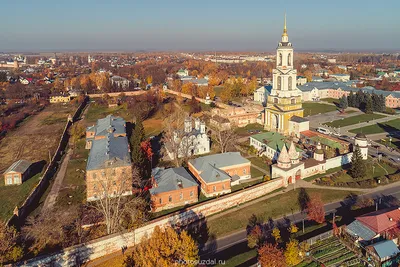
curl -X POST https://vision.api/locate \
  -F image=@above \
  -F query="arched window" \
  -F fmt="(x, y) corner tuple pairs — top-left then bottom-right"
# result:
(288, 53), (291, 66)
(274, 98), (278, 104)
(291, 98), (296, 104)
(278, 76), (282, 90)
(288, 76), (293, 90)
(279, 53), (282, 66)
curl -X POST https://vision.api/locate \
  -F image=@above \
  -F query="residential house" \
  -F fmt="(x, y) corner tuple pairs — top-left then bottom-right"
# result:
(210, 105), (264, 127)
(110, 75), (130, 89)
(3, 159), (32, 185)
(296, 76), (307, 86)
(50, 93), (71, 103)
(188, 152), (251, 197)
(330, 73), (350, 82)
(85, 115), (132, 201)
(149, 167), (199, 212)
(254, 85), (272, 104)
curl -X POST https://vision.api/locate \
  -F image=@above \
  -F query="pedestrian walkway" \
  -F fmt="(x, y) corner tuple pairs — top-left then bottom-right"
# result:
(42, 148), (72, 212)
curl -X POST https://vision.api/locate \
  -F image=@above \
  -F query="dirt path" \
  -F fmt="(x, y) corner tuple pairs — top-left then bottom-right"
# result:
(41, 148), (72, 212)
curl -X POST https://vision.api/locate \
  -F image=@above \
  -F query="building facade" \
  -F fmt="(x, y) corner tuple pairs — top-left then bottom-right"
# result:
(85, 115), (132, 201)
(3, 159), (32, 185)
(149, 167), (199, 212)
(264, 15), (304, 135)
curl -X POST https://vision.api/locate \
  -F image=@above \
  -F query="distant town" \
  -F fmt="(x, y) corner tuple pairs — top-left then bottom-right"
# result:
(1, 14), (400, 267)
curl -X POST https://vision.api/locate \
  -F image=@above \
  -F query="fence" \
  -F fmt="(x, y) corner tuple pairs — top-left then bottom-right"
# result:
(304, 229), (333, 246)
(17, 177), (285, 266)
(7, 99), (88, 227)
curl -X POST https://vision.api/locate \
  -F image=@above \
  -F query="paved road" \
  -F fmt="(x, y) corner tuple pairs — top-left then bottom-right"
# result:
(199, 183), (400, 258)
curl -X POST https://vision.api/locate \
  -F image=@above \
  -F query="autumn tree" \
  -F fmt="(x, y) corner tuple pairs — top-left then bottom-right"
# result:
(288, 223), (298, 237)
(284, 239), (301, 266)
(304, 70), (312, 82)
(258, 243), (286, 267)
(272, 227), (281, 243)
(131, 117), (146, 166)
(125, 226), (199, 267)
(220, 84), (233, 103)
(146, 75), (153, 85)
(0, 222), (23, 265)
(247, 225), (264, 249)
(306, 194), (325, 224)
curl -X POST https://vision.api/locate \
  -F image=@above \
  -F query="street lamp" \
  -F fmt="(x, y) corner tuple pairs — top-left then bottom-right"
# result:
(372, 165), (375, 174)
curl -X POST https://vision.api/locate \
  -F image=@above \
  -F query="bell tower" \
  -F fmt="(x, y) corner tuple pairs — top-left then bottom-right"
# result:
(264, 14), (304, 135)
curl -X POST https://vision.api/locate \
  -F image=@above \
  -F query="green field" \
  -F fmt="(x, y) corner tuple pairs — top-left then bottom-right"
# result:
(248, 157), (270, 173)
(333, 161), (397, 183)
(235, 123), (266, 136)
(321, 98), (339, 104)
(0, 173), (42, 220)
(349, 119), (400, 135)
(303, 103), (338, 116)
(85, 103), (132, 123)
(324, 113), (386, 128)
(207, 188), (360, 237)
(250, 166), (264, 178)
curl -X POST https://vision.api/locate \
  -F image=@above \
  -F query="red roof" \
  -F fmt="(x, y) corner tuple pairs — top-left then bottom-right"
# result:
(357, 208), (400, 233)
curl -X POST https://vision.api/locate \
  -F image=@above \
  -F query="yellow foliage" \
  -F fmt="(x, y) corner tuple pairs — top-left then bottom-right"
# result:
(284, 239), (301, 266)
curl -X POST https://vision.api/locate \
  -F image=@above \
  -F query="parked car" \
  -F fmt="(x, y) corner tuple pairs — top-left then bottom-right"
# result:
(317, 127), (331, 135)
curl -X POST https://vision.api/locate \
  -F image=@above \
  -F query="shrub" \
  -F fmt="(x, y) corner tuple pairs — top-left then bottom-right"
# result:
(389, 173), (400, 181)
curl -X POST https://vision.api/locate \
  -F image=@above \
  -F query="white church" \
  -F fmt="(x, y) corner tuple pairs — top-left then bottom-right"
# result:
(165, 117), (210, 159)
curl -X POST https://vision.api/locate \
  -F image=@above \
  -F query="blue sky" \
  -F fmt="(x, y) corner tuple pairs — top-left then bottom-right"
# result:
(1, 0), (399, 52)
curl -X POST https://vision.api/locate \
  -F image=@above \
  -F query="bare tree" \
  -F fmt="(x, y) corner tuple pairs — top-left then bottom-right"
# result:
(210, 125), (238, 153)
(163, 110), (197, 167)
(0, 222), (23, 265)
(88, 166), (145, 235)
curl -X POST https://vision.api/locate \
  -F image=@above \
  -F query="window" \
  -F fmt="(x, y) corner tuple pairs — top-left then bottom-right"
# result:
(222, 184), (225, 190)
(288, 53), (291, 66)
(288, 76), (293, 90)
(169, 195), (172, 202)
(14, 176), (20, 184)
(274, 98), (278, 104)
(278, 76), (281, 90)
(111, 169), (116, 176)
(93, 184), (97, 190)
(92, 173), (97, 179)
(6, 176), (12, 185)
(243, 168), (247, 174)
(213, 186), (216, 192)
(190, 191), (194, 197)
(279, 53), (282, 66)
(291, 98), (296, 104)
(159, 198), (162, 204)
(180, 192), (183, 200)
(113, 180), (117, 186)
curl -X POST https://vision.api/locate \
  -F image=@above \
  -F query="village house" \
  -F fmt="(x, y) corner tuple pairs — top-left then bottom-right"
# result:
(149, 167), (199, 212)
(85, 115), (132, 201)
(3, 159), (32, 185)
(188, 152), (251, 197)
(49, 93), (71, 103)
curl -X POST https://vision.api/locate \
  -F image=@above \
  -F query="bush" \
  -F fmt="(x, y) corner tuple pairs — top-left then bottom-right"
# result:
(388, 173), (400, 181)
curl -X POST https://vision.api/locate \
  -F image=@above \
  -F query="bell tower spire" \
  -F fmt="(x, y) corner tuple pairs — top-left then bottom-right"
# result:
(281, 13), (289, 43)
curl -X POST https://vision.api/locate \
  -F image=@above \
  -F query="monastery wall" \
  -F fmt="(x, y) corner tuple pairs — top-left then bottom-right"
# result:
(17, 178), (284, 266)
(325, 153), (353, 171)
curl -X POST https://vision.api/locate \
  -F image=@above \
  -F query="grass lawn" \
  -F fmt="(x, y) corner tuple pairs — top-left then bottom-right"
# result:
(321, 98), (339, 105)
(0, 173), (42, 220)
(303, 102), (338, 116)
(215, 248), (257, 267)
(248, 157), (270, 173)
(207, 188), (360, 238)
(85, 103), (132, 123)
(55, 139), (88, 208)
(213, 86), (224, 97)
(334, 161), (397, 183)
(349, 119), (400, 135)
(324, 113), (386, 128)
(379, 137), (400, 150)
(250, 166), (264, 178)
(235, 123), (266, 136)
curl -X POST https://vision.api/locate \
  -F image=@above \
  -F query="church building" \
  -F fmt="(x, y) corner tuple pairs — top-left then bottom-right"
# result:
(264, 15), (304, 135)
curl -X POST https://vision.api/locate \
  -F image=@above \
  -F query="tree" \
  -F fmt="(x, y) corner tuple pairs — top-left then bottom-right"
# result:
(125, 226), (199, 267)
(339, 95), (348, 110)
(288, 223), (298, 236)
(163, 110), (196, 167)
(304, 70), (312, 82)
(89, 167), (144, 234)
(272, 227), (281, 243)
(220, 84), (232, 103)
(347, 91), (355, 107)
(247, 225), (263, 248)
(146, 75), (153, 85)
(0, 222), (23, 265)
(189, 96), (201, 114)
(284, 239), (301, 266)
(350, 145), (366, 179)
(258, 243), (286, 267)
(131, 117), (146, 168)
(210, 125), (238, 153)
(365, 94), (373, 114)
(306, 194), (325, 224)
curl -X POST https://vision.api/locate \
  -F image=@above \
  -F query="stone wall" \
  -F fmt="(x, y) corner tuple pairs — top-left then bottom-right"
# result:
(18, 177), (284, 266)
(87, 90), (146, 98)
(7, 99), (88, 227)
(325, 153), (353, 171)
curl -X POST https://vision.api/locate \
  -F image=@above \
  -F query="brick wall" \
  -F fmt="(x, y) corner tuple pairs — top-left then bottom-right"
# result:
(18, 177), (284, 266)
(151, 185), (198, 211)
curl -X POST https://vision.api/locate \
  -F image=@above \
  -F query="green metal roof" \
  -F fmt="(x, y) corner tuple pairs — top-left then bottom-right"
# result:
(250, 132), (302, 152)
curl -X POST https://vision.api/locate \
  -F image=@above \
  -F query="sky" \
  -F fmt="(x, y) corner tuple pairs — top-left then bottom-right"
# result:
(1, 0), (399, 52)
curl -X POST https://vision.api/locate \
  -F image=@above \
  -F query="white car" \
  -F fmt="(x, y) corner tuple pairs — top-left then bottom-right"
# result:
(317, 127), (331, 135)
